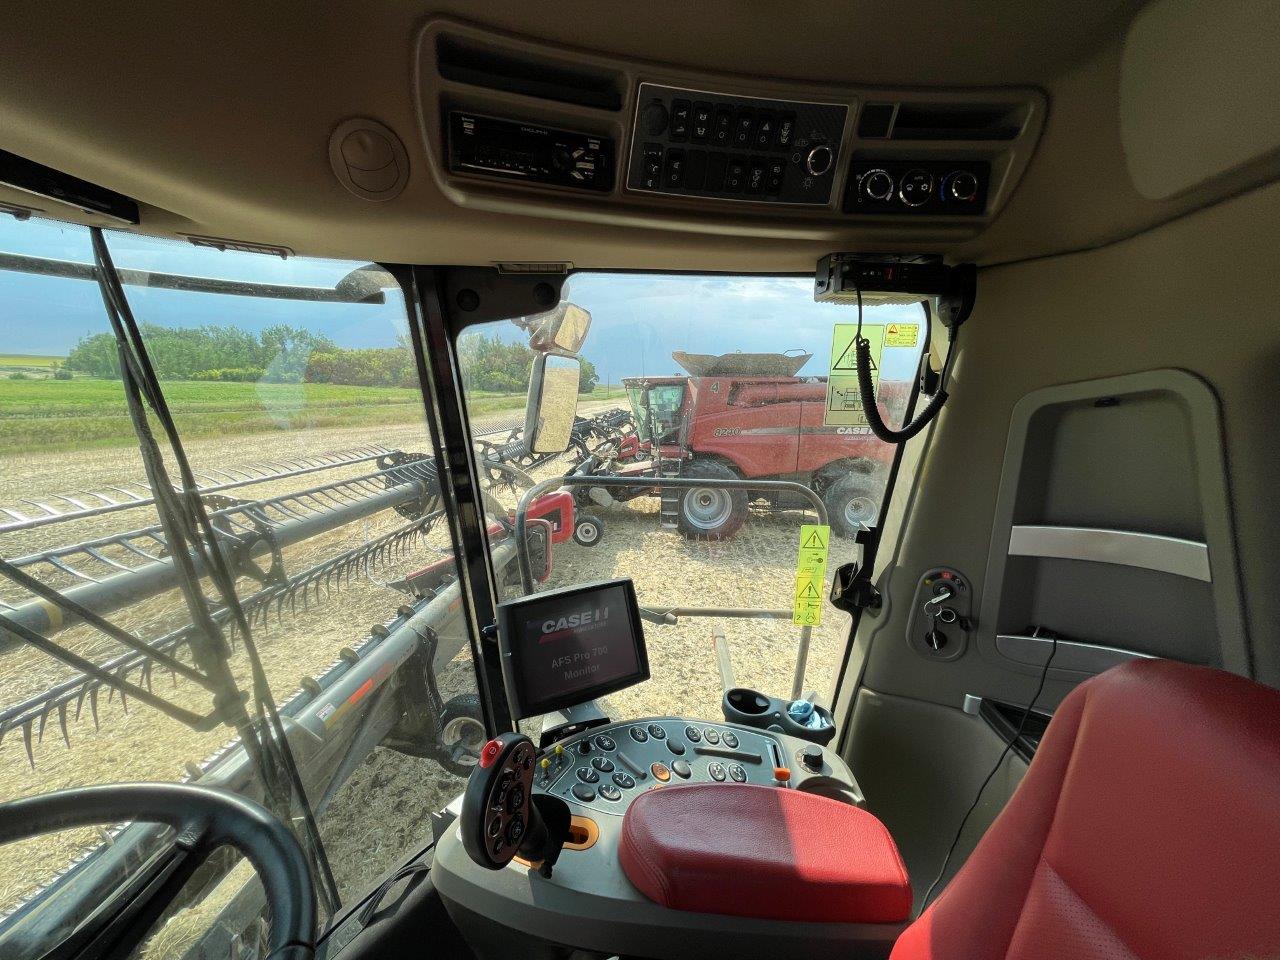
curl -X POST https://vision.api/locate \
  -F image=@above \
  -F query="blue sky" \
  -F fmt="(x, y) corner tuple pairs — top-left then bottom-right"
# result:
(0, 216), (925, 379)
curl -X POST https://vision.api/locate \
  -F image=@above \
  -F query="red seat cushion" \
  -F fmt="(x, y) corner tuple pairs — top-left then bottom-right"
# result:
(619, 782), (912, 923)
(892, 659), (1280, 960)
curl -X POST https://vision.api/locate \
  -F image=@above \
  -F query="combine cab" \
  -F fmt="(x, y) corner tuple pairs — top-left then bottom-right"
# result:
(613, 351), (896, 539)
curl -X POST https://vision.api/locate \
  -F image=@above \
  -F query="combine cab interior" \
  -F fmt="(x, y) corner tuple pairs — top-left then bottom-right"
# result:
(1, 3), (1279, 959)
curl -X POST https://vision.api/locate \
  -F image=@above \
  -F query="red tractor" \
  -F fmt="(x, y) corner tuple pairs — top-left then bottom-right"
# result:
(579, 351), (902, 540)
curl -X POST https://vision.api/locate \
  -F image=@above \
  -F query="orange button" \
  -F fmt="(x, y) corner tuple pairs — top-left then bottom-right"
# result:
(773, 766), (791, 782)
(651, 762), (671, 782)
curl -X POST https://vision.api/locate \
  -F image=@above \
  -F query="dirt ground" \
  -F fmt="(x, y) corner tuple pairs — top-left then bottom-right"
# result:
(0, 401), (857, 944)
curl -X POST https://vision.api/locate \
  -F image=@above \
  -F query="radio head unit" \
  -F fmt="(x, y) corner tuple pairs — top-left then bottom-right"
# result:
(447, 112), (614, 192)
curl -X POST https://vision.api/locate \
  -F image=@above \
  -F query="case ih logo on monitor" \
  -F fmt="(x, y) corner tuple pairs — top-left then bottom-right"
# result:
(537, 606), (610, 643)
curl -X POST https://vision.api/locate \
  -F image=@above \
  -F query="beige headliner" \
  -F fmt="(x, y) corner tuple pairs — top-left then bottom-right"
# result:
(0, 1), (1274, 270)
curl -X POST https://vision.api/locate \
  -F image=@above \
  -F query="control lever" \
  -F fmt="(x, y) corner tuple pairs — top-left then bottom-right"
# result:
(460, 733), (571, 878)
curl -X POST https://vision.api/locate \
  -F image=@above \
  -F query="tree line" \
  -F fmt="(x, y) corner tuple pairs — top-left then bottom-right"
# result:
(63, 324), (599, 392)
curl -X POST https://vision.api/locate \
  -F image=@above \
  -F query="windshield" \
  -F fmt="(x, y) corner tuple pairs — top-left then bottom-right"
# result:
(0, 218), (485, 958)
(458, 273), (928, 724)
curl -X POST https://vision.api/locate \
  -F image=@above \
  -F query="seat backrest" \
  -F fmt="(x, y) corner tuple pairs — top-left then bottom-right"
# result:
(891, 659), (1280, 960)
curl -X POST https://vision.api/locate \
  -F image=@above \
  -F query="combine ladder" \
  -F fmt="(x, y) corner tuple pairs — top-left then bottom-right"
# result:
(657, 452), (683, 530)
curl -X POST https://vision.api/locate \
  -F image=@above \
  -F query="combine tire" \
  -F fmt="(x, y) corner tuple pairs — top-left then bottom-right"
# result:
(573, 514), (605, 546)
(677, 460), (747, 541)
(825, 473), (885, 539)
(438, 693), (487, 777)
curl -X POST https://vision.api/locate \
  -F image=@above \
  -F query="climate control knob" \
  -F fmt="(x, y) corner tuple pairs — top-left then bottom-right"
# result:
(898, 169), (934, 207)
(805, 144), (834, 177)
(944, 170), (980, 204)
(861, 168), (894, 202)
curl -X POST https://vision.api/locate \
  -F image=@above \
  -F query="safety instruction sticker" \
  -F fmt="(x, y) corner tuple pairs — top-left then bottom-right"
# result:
(792, 524), (831, 626)
(884, 322), (920, 347)
(825, 324), (885, 426)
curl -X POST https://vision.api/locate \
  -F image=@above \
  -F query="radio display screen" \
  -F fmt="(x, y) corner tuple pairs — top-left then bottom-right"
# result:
(498, 578), (648, 720)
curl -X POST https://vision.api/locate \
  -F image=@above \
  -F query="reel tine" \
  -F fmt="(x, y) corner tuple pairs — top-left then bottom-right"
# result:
(58, 703), (70, 747)
(90, 686), (100, 730)
(37, 708), (48, 745)
(22, 720), (35, 768)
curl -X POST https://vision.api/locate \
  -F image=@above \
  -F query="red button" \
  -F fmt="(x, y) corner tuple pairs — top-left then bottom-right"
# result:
(480, 739), (503, 769)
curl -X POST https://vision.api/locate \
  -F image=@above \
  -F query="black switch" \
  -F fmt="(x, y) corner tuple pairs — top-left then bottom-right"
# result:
(684, 150), (708, 190)
(640, 142), (663, 190)
(664, 149), (685, 189)
(691, 101), (713, 142)
(669, 99), (691, 141)
(777, 113), (796, 149)
(732, 111), (755, 147)
(724, 158), (747, 192)
(712, 107), (734, 145)
(705, 152), (727, 192)
(754, 112), (776, 149)
(746, 158), (767, 194)
(765, 158), (785, 195)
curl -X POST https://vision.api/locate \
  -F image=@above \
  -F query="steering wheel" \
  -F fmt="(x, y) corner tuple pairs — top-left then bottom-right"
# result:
(0, 782), (315, 960)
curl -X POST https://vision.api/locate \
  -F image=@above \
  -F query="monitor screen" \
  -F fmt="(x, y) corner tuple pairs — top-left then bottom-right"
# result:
(497, 578), (649, 720)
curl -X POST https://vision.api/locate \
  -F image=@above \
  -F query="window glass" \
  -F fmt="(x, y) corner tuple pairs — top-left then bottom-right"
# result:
(458, 273), (928, 724)
(0, 218), (484, 957)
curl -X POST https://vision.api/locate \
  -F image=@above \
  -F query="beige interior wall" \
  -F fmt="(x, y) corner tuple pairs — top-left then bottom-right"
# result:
(863, 176), (1280, 698)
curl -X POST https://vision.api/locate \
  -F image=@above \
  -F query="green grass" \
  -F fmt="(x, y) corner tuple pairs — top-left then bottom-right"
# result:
(0, 354), (63, 368)
(0, 378), (624, 455)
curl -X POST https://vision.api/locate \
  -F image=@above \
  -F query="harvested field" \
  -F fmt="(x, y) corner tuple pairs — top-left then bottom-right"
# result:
(0, 399), (855, 942)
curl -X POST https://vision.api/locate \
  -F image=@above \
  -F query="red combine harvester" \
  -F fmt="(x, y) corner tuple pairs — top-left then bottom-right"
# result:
(579, 351), (902, 540)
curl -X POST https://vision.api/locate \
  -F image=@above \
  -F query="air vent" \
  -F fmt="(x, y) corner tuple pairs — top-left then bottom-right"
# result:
(436, 35), (622, 111)
(888, 102), (1024, 141)
(857, 103), (896, 139)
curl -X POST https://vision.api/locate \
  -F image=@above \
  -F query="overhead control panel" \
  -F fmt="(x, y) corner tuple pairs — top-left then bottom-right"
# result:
(625, 83), (848, 205)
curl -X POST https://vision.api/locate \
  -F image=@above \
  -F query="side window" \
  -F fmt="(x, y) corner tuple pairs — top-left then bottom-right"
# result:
(458, 274), (927, 723)
(0, 220), (485, 956)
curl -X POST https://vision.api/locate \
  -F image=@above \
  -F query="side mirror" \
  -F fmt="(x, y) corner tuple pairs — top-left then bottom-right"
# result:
(525, 354), (580, 453)
(523, 302), (592, 355)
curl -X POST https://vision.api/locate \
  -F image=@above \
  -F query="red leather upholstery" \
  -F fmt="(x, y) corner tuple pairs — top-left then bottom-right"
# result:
(892, 659), (1280, 960)
(619, 782), (912, 923)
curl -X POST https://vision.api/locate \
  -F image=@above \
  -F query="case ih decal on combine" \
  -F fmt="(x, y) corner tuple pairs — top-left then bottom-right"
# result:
(568, 351), (902, 540)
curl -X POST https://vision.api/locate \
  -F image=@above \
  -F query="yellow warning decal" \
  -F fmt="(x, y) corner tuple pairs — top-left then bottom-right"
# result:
(884, 322), (920, 347)
(792, 524), (830, 626)
(825, 325), (884, 426)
